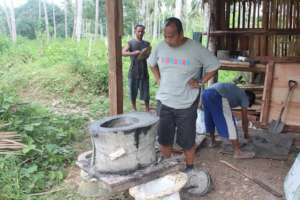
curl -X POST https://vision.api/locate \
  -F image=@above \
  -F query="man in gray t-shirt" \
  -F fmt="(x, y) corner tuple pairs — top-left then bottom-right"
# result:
(202, 83), (256, 159)
(147, 17), (220, 172)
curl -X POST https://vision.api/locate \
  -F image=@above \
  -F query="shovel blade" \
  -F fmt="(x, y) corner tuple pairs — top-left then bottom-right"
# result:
(268, 120), (285, 134)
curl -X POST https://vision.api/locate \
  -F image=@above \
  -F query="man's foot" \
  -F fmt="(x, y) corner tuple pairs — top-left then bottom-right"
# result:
(233, 151), (255, 159)
(208, 140), (217, 148)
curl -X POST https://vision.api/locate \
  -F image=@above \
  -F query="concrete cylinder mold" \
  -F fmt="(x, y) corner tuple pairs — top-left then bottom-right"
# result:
(89, 112), (159, 174)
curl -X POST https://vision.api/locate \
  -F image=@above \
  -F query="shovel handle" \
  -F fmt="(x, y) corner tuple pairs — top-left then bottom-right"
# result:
(288, 80), (297, 90)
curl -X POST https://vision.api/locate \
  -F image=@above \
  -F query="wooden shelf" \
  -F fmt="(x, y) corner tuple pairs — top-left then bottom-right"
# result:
(203, 29), (300, 36)
(220, 60), (266, 72)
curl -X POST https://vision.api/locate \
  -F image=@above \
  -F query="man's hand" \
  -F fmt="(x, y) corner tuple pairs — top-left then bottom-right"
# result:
(188, 78), (202, 89)
(132, 50), (141, 56)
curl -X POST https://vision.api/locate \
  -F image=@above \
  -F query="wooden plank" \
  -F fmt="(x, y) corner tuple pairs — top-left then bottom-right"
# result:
(260, 61), (274, 126)
(253, 56), (300, 63)
(254, 35), (260, 56)
(267, 63), (300, 127)
(284, 125), (300, 132)
(237, 1), (241, 28)
(242, 0), (246, 29)
(220, 60), (266, 72)
(225, 0), (231, 29)
(232, 0), (236, 28)
(105, 0), (123, 115)
(252, 0), (257, 28)
(219, 0), (226, 30)
(257, 0), (262, 28)
(292, 0), (295, 28)
(217, 0), (226, 49)
(278, 0), (282, 29)
(248, 0), (252, 28)
(261, 0), (269, 56)
(92, 157), (185, 192)
(299, 0), (300, 28)
(203, 29), (300, 35)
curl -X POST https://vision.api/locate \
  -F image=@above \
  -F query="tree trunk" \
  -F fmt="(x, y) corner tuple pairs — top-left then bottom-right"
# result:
(39, 0), (42, 21)
(131, 22), (134, 38)
(4, 0), (17, 43)
(52, 0), (57, 38)
(2, 4), (12, 37)
(72, 0), (77, 39)
(153, 0), (159, 39)
(9, 0), (17, 43)
(145, 0), (150, 34)
(64, 0), (68, 38)
(185, 0), (192, 32)
(42, 0), (50, 41)
(139, 0), (146, 24)
(99, 18), (104, 38)
(94, 0), (99, 38)
(175, 0), (182, 19)
(75, 0), (83, 42)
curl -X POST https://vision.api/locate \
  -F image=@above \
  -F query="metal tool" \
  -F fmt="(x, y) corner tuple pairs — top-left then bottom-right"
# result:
(268, 80), (298, 134)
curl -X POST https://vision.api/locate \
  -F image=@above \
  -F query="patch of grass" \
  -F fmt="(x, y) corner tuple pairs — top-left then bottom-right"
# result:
(218, 70), (240, 83)
(0, 90), (87, 200)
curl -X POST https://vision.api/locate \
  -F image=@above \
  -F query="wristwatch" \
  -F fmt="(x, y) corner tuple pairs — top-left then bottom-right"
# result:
(198, 80), (204, 87)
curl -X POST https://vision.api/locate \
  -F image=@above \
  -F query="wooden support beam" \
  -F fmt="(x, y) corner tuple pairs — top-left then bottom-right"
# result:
(105, 0), (123, 115)
(260, 61), (275, 126)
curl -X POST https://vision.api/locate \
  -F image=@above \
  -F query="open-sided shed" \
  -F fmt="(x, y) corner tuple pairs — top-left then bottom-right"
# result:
(105, 0), (300, 131)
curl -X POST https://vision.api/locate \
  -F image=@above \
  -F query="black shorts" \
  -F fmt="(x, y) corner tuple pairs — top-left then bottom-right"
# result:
(157, 99), (198, 150)
(128, 78), (150, 101)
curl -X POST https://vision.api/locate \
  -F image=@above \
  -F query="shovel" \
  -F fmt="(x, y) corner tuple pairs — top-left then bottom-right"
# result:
(268, 80), (298, 134)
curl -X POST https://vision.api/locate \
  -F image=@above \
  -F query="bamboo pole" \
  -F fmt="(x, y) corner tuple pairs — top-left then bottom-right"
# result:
(220, 160), (283, 198)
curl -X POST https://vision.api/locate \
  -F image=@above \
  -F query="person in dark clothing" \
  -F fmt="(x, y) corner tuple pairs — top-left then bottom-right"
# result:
(122, 24), (151, 111)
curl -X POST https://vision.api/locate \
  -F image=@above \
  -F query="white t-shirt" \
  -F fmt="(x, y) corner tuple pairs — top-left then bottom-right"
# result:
(147, 39), (220, 109)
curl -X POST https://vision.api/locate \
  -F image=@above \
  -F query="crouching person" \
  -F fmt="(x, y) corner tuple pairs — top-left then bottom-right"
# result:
(202, 82), (256, 159)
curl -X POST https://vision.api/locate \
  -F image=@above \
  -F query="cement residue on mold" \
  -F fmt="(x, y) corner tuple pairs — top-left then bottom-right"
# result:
(88, 112), (159, 174)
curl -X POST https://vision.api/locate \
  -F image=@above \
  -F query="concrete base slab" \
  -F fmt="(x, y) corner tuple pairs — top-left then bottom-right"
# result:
(76, 135), (207, 194)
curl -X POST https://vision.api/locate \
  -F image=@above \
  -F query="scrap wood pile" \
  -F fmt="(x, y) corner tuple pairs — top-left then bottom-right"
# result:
(0, 131), (24, 154)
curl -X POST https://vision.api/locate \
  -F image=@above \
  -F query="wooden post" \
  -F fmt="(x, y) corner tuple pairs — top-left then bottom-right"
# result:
(105, 0), (123, 115)
(260, 61), (275, 126)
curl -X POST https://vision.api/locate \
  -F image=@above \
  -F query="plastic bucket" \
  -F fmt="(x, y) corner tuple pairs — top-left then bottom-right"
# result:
(129, 172), (188, 200)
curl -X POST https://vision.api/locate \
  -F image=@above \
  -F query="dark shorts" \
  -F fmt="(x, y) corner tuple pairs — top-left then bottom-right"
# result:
(157, 99), (198, 150)
(128, 78), (150, 102)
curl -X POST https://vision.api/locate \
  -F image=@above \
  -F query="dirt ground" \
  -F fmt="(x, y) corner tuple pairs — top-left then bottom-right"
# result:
(190, 146), (290, 200)
(63, 132), (300, 200)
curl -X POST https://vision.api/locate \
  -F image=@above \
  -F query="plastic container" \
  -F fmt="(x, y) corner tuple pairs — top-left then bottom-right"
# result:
(129, 172), (188, 200)
(284, 153), (300, 200)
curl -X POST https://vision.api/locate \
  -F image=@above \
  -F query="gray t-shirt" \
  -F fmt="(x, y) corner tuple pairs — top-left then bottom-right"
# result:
(210, 83), (249, 108)
(147, 39), (220, 109)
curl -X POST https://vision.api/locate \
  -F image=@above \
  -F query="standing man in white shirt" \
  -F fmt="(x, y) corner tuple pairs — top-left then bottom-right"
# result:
(147, 17), (220, 172)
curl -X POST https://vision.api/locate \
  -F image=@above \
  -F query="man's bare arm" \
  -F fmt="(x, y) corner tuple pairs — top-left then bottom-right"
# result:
(241, 107), (249, 139)
(122, 44), (140, 56)
(150, 65), (160, 85)
(188, 69), (218, 88)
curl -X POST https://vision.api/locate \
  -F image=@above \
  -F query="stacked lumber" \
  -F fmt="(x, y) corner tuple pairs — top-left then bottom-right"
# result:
(0, 131), (24, 154)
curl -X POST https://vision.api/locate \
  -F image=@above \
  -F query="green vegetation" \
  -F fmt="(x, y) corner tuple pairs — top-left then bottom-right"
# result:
(0, 89), (86, 200)
(0, 35), (159, 199)
(0, 36), (107, 200)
